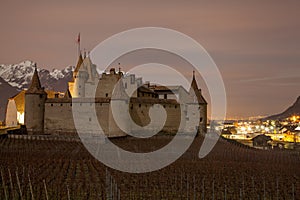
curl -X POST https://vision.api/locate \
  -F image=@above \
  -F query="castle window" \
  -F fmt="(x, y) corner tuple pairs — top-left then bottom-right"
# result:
(163, 105), (166, 108)
(198, 106), (201, 110)
(79, 85), (81, 88)
(80, 103), (82, 106)
(200, 117), (203, 122)
(131, 104), (133, 109)
(164, 94), (167, 99)
(38, 104), (40, 107)
(175, 105), (177, 109)
(39, 94), (43, 98)
(106, 93), (108, 97)
(130, 75), (135, 84)
(60, 104), (63, 106)
(70, 103), (72, 107)
(89, 117), (92, 122)
(139, 104), (141, 108)
(51, 104), (53, 107)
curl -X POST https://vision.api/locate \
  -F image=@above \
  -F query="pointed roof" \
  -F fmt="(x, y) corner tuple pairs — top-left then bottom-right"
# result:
(111, 79), (129, 100)
(190, 70), (198, 92)
(64, 89), (72, 99)
(188, 70), (207, 104)
(73, 53), (83, 74)
(82, 56), (94, 82)
(26, 64), (46, 94)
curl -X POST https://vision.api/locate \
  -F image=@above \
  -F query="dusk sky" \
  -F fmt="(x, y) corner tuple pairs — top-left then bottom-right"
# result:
(1, 0), (299, 119)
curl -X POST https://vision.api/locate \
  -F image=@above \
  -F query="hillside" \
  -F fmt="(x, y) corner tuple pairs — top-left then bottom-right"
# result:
(0, 136), (298, 199)
(0, 77), (20, 120)
(266, 96), (300, 120)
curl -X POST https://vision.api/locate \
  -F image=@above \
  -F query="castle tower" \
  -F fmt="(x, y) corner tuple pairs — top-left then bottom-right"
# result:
(69, 53), (89, 97)
(81, 55), (99, 97)
(25, 64), (47, 134)
(83, 54), (98, 83)
(109, 77), (129, 137)
(186, 71), (207, 134)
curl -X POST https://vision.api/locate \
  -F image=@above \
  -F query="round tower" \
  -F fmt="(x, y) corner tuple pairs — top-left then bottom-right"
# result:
(25, 64), (47, 134)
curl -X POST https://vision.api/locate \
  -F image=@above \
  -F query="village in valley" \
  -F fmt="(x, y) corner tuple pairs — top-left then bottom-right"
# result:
(219, 115), (300, 149)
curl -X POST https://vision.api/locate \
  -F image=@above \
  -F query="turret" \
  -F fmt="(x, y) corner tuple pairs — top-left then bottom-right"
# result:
(185, 71), (207, 134)
(109, 77), (129, 137)
(72, 53), (88, 97)
(25, 64), (47, 134)
(82, 53), (98, 83)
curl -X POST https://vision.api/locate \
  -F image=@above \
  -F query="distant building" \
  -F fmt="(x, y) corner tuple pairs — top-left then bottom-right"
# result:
(252, 134), (272, 149)
(5, 54), (207, 137)
(280, 125), (300, 143)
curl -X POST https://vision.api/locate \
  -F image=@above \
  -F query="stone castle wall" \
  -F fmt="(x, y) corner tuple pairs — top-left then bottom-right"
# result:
(44, 101), (75, 135)
(129, 101), (181, 134)
(42, 98), (199, 137)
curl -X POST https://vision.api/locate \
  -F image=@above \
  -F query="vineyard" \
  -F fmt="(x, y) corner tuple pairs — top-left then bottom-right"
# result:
(0, 135), (299, 199)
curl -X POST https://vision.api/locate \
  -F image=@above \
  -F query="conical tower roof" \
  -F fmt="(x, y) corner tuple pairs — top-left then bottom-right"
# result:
(188, 71), (207, 104)
(111, 78), (129, 100)
(26, 64), (46, 94)
(82, 55), (95, 82)
(189, 71), (198, 92)
(64, 89), (72, 99)
(73, 53), (83, 76)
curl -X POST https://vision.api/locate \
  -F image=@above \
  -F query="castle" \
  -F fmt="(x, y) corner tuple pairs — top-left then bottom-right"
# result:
(5, 54), (207, 137)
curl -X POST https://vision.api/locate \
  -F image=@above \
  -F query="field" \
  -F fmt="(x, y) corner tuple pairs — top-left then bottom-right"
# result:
(0, 135), (299, 199)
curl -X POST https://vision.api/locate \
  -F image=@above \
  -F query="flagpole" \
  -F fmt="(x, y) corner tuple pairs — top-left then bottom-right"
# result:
(77, 33), (81, 57)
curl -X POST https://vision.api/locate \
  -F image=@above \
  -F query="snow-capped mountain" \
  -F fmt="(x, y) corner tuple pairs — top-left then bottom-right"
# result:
(0, 60), (74, 121)
(0, 60), (74, 91)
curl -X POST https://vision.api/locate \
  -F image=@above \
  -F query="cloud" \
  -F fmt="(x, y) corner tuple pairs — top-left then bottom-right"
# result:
(238, 75), (300, 83)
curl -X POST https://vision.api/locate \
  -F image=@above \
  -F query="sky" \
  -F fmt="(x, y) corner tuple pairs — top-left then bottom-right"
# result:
(0, 0), (300, 119)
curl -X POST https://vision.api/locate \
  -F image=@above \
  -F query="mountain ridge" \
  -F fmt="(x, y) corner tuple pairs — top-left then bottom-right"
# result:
(0, 60), (74, 121)
(0, 60), (74, 91)
(265, 96), (300, 120)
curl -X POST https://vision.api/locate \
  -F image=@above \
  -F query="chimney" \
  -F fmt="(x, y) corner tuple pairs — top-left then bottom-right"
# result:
(110, 68), (116, 74)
